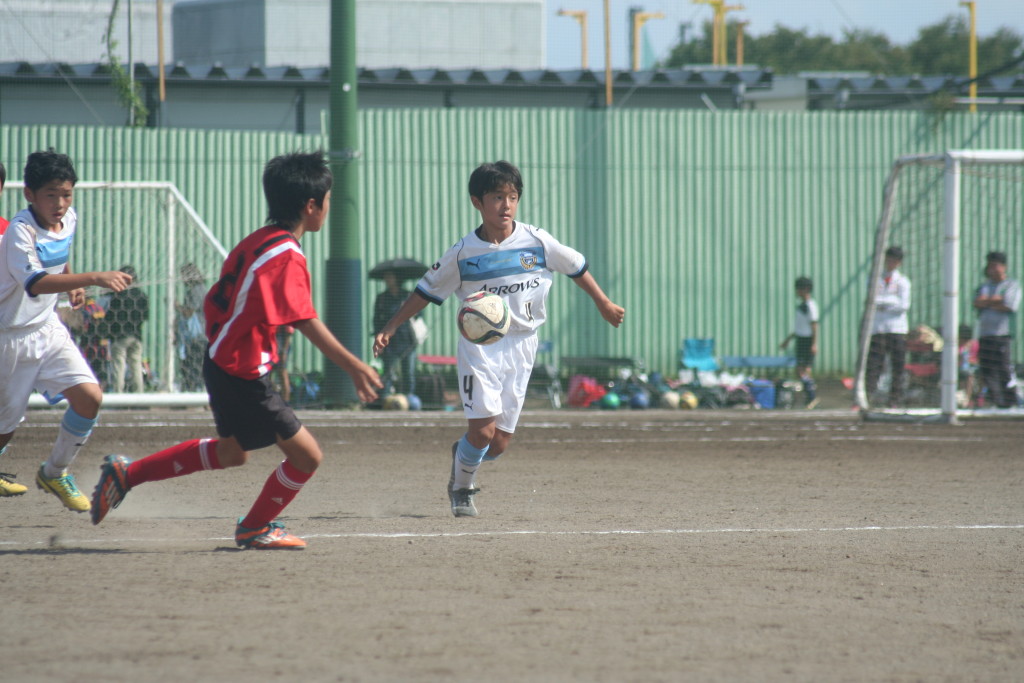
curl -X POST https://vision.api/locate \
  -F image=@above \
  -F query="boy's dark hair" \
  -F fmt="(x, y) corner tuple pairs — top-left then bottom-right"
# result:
(262, 151), (333, 228)
(885, 246), (904, 261)
(0, 161), (6, 187)
(468, 161), (523, 200)
(986, 250), (1007, 265)
(23, 149), (78, 191)
(795, 276), (812, 291)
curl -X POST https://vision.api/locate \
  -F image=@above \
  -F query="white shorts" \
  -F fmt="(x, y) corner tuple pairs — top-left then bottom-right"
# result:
(0, 316), (97, 433)
(457, 332), (538, 434)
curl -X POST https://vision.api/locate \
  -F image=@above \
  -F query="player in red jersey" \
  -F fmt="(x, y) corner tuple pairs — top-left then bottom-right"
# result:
(90, 151), (382, 549)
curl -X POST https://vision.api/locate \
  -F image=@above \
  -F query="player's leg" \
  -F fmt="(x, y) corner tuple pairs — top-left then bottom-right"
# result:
(34, 320), (105, 511)
(888, 334), (907, 406)
(865, 334), (885, 397)
(993, 337), (1016, 408)
(0, 327), (52, 496)
(202, 352), (311, 549)
(127, 336), (145, 393)
(109, 337), (125, 392)
(234, 428), (315, 550)
(92, 435), (235, 525)
(482, 334), (535, 461)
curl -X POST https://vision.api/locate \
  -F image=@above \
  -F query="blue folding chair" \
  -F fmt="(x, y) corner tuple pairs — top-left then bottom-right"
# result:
(681, 337), (719, 372)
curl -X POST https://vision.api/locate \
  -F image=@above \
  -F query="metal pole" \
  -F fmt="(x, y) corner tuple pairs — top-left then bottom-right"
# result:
(960, 1), (977, 113)
(940, 154), (961, 422)
(603, 0), (612, 106)
(325, 0), (362, 406)
(127, 0), (134, 126)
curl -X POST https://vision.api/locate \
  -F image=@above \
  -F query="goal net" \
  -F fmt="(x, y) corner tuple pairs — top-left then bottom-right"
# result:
(3, 182), (228, 407)
(853, 151), (1024, 421)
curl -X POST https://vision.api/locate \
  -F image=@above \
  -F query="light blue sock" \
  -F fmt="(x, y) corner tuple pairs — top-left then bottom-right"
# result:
(453, 435), (489, 490)
(44, 407), (97, 476)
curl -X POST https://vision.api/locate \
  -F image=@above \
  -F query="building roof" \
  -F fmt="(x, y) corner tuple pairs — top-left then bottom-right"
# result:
(0, 61), (774, 91)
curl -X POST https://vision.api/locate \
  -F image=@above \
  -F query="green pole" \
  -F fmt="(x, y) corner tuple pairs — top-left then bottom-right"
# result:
(324, 0), (361, 406)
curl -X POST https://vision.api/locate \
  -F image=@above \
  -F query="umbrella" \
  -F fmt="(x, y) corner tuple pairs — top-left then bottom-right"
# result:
(368, 257), (430, 281)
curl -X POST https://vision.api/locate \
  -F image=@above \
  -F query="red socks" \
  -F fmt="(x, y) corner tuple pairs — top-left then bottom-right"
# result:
(240, 460), (313, 529)
(126, 439), (221, 488)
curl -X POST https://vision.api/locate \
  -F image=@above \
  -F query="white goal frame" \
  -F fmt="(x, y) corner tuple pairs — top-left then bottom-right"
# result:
(7, 182), (229, 409)
(854, 150), (1024, 423)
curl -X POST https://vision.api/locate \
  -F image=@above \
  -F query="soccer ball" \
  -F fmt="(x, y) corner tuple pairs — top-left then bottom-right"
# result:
(457, 291), (511, 345)
(679, 390), (699, 410)
(382, 394), (409, 411)
(659, 390), (681, 409)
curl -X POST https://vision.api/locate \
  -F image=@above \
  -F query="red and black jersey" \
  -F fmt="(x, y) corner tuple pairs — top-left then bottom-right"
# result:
(204, 226), (316, 379)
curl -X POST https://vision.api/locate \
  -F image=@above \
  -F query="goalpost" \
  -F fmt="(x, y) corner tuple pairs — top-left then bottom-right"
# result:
(4, 182), (229, 408)
(854, 151), (1024, 422)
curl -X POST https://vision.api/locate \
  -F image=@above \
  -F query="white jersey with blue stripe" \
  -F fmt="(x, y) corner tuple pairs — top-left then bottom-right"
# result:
(0, 206), (77, 329)
(416, 222), (586, 334)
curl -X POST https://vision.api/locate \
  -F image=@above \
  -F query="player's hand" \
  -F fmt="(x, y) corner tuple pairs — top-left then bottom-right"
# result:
(349, 362), (383, 403)
(68, 288), (86, 309)
(372, 331), (392, 358)
(96, 270), (133, 292)
(600, 302), (625, 328)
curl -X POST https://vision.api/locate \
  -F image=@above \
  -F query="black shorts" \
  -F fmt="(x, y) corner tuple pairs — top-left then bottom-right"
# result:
(203, 353), (302, 451)
(795, 336), (815, 367)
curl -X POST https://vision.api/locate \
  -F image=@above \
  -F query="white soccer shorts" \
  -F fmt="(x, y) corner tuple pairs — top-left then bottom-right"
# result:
(0, 316), (97, 433)
(456, 332), (538, 433)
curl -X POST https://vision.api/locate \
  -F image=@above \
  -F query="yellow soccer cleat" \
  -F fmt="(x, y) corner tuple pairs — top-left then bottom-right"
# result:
(36, 465), (91, 512)
(0, 472), (28, 497)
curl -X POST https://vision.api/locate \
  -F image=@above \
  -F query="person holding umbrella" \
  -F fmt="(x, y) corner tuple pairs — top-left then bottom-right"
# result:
(371, 258), (428, 400)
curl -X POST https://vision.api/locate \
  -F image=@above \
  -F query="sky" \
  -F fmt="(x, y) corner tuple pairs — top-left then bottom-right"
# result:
(545, 0), (1024, 71)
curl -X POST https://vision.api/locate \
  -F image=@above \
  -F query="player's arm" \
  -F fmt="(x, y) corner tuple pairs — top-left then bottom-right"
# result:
(294, 317), (382, 402)
(810, 320), (819, 354)
(29, 268), (132, 299)
(571, 270), (624, 328)
(780, 332), (794, 349)
(373, 291), (431, 357)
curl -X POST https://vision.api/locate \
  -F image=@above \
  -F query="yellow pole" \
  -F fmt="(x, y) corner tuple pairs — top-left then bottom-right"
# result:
(721, 4), (745, 66)
(156, 0), (166, 102)
(960, 1), (977, 112)
(693, 0), (723, 65)
(631, 11), (665, 71)
(736, 20), (749, 66)
(603, 0), (612, 106)
(558, 9), (589, 70)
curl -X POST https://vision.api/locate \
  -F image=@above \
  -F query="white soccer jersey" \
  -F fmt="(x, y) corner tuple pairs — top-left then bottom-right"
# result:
(415, 222), (586, 334)
(794, 298), (818, 337)
(0, 206), (77, 329)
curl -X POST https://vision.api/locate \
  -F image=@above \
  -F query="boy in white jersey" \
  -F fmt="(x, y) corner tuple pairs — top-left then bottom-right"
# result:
(779, 276), (820, 408)
(0, 150), (132, 507)
(373, 161), (625, 517)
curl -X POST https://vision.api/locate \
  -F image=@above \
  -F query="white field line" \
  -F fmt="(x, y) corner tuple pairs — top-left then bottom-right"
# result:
(3, 524), (1021, 548)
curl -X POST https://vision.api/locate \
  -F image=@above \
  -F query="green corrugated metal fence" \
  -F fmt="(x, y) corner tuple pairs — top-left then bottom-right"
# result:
(2, 110), (1021, 384)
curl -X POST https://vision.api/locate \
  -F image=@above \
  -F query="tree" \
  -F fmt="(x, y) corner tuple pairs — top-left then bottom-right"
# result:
(664, 15), (1022, 78)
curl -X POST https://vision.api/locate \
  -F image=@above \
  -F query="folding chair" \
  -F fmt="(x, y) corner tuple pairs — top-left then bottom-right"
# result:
(681, 337), (719, 373)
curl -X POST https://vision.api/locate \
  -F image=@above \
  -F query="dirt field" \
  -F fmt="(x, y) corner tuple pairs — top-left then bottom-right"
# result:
(2, 405), (1022, 682)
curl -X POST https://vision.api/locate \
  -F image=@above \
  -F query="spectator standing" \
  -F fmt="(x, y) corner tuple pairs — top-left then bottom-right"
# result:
(865, 246), (912, 408)
(106, 265), (150, 393)
(372, 270), (420, 398)
(176, 262), (207, 391)
(973, 251), (1021, 408)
